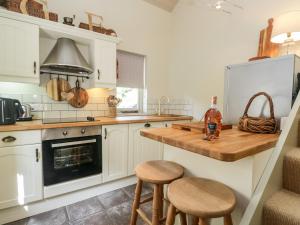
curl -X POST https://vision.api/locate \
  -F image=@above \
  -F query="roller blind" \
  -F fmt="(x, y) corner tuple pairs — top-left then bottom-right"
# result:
(117, 50), (145, 89)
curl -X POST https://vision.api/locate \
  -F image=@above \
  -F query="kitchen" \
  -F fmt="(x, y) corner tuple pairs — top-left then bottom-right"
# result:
(0, 0), (300, 225)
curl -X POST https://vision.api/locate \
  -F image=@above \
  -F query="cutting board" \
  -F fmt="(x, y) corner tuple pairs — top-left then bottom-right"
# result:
(172, 122), (232, 133)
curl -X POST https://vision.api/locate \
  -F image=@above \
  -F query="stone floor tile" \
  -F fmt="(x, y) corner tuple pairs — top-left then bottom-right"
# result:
(123, 183), (153, 199)
(66, 197), (104, 222)
(98, 189), (131, 209)
(27, 207), (68, 225)
(69, 211), (113, 225)
(4, 218), (28, 225)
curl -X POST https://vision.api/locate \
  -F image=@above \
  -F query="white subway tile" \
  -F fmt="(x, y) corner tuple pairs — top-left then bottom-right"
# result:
(52, 103), (69, 111)
(31, 112), (42, 120)
(92, 111), (105, 117)
(30, 104), (44, 111)
(77, 111), (92, 118)
(43, 111), (60, 119)
(60, 111), (77, 118)
(23, 94), (42, 103)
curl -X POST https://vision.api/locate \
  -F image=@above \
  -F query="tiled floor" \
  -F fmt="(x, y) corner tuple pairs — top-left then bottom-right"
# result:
(5, 184), (153, 225)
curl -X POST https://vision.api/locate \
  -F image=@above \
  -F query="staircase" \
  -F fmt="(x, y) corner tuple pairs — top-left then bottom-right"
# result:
(263, 148), (300, 225)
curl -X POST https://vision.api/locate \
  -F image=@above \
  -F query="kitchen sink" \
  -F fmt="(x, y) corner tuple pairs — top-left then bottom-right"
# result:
(151, 114), (183, 117)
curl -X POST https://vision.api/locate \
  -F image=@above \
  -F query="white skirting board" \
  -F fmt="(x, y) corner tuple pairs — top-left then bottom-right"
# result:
(0, 176), (137, 224)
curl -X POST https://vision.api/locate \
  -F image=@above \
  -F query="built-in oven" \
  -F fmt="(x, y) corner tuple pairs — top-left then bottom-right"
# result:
(42, 126), (102, 186)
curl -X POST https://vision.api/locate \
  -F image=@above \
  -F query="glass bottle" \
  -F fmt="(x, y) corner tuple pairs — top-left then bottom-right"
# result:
(204, 96), (222, 141)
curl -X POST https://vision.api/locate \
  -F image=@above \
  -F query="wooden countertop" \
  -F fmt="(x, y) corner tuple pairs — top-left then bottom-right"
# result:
(0, 115), (192, 132)
(140, 127), (279, 162)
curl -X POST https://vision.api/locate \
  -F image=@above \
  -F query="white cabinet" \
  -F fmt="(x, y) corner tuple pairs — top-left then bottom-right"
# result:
(0, 144), (42, 210)
(90, 40), (117, 88)
(0, 17), (39, 84)
(128, 122), (164, 175)
(102, 124), (128, 182)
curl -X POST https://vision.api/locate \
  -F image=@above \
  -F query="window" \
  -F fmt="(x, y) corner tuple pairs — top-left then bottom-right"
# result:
(116, 50), (145, 112)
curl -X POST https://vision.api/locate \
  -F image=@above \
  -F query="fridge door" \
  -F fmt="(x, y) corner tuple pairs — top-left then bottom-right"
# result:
(223, 55), (295, 125)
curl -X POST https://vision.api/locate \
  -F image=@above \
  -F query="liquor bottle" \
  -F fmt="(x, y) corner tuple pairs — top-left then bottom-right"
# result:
(204, 96), (222, 141)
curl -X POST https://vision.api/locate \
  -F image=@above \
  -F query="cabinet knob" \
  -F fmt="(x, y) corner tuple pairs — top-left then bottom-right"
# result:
(144, 123), (151, 128)
(62, 131), (68, 136)
(98, 69), (101, 80)
(81, 128), (86, 134)
(34, 61), (37, 75)
(2, 136), (16, 143)
(104, 128), (107, 139)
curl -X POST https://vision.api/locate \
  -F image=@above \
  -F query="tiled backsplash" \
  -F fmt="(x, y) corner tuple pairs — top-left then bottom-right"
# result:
(0, 83), (193, 119)
(147, 98), (193, 116)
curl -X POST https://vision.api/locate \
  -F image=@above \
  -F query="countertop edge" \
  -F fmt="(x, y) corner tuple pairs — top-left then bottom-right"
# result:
(140, 128), (278, 162)
(0, 116), (193, 132)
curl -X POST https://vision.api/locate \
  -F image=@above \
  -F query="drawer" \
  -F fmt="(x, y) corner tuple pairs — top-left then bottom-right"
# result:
(0, 130), (41, 148)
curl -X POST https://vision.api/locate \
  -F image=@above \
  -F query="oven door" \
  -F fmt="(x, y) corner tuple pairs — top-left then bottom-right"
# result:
(43, 135), (102, 186)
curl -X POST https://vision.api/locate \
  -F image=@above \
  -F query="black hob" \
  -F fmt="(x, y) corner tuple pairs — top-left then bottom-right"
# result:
(42, 117), (95, 124)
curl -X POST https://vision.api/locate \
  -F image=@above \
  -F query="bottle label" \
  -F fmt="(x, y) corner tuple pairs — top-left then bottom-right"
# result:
(208, 122), (217, 135)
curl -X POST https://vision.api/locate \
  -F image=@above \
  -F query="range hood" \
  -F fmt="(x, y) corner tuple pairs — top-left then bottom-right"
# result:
(40, 38), (93, 75)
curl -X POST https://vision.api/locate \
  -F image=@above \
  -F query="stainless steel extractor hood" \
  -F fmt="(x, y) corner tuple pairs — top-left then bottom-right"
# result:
(40, 38), (93, 75)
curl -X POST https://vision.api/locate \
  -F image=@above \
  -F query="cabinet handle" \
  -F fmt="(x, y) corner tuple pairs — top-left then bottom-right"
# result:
(36, 149), (39, 162)
(98, 69), (101, 80)
(34, 61), (37, 75)
(165, 123), (168, 128)
(104, 128), (107, 139)
(2, 136), (16, 143)
(144, 123), (151, 128)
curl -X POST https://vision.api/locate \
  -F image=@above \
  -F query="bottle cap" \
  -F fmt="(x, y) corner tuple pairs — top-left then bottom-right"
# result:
(212, 96), (217, 105)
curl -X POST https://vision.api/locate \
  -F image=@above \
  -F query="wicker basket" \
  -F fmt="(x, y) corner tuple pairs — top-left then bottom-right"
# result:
(238, 92), (278, 134)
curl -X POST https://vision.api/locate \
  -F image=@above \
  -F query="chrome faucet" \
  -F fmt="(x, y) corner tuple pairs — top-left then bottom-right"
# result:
(158, 96), (170, 116)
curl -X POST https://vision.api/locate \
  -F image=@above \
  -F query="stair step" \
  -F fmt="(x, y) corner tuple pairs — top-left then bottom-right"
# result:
(263, 189), (300, 225)
(283, 148), (300, 194)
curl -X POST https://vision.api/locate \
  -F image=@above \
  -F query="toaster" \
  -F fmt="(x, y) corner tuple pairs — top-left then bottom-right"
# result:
(0, 97), (24, 125)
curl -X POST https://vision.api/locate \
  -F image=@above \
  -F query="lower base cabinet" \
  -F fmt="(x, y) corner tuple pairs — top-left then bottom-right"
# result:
(128, 122), (164, 175)
(0, 144), (42, 210)
(102, 124), (129, 183)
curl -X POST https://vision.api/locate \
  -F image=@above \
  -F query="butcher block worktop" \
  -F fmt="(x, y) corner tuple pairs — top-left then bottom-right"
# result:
(0, 115), (192, 132)
(140, 126), (279, 162)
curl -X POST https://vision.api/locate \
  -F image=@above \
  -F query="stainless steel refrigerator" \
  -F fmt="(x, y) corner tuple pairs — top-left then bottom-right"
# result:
(223, 54), (300, 125)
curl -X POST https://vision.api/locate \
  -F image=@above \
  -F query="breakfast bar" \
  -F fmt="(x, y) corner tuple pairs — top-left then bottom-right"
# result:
(140, 124), (279, 225)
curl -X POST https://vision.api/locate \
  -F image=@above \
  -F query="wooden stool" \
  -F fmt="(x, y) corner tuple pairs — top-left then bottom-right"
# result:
(130, 160), (184, 225)
(166, 177), (236, 225)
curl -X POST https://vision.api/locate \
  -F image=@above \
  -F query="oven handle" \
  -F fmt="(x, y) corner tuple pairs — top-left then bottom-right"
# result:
(51, 139), (97, 148)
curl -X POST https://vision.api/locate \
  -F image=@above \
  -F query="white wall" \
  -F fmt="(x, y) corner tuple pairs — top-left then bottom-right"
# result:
(47, 0), (172, 99)
(168, 0), (300, 119)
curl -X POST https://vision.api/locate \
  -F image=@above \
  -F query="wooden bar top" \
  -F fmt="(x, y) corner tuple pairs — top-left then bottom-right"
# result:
(0, 115), (192, 132)
(140, 127), (279, 162)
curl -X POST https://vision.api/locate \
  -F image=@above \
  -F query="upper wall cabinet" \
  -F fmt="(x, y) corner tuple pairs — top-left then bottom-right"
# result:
(90, 40), (117, 88)
(0, 17), (39, 84)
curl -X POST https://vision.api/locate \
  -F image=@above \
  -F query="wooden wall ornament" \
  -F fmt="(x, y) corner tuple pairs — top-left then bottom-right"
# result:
(249, 18), (279, 61)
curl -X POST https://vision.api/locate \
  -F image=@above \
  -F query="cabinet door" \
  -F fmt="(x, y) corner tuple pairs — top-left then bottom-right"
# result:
(0, 17), (39, 83)
(102, 124), (128, 182)
(93, 40), (116, 87)
(128, 122), (163, 175)
(0, 144), (42, 210)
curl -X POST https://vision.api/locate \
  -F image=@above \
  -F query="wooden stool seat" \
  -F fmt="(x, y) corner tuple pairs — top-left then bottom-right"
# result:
(135, 160), (184, 184)
(168, 177), (236, 219)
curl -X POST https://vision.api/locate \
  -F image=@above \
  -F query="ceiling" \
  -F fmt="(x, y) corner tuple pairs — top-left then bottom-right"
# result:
(143, 0), (179, 12)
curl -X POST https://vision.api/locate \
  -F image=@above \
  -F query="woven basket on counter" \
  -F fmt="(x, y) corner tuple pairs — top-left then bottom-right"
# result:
(238, 92), (278, 134)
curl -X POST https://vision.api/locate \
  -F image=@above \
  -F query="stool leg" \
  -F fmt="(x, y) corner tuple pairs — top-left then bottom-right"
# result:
(198, 218), (209, 225)
(130, 179), (143, 225)
(152, 184), (161, 225)
(224, 214), (233, 225)
(165, 203), (177, 225)
(158, 184), (164, 219)
(192, 217), (199, 225)
(179, 212), (187, 225)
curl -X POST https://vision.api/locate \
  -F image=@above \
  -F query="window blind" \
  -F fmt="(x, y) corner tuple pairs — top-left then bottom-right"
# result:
(117, 50), (145, 89)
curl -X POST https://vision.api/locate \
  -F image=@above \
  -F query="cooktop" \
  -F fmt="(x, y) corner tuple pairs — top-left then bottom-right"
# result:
(42, 117), (95, 124)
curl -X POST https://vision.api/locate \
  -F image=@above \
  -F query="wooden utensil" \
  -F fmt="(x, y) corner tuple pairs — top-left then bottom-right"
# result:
(46, 76), (71, 101)
(68, 79), (89, 108)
